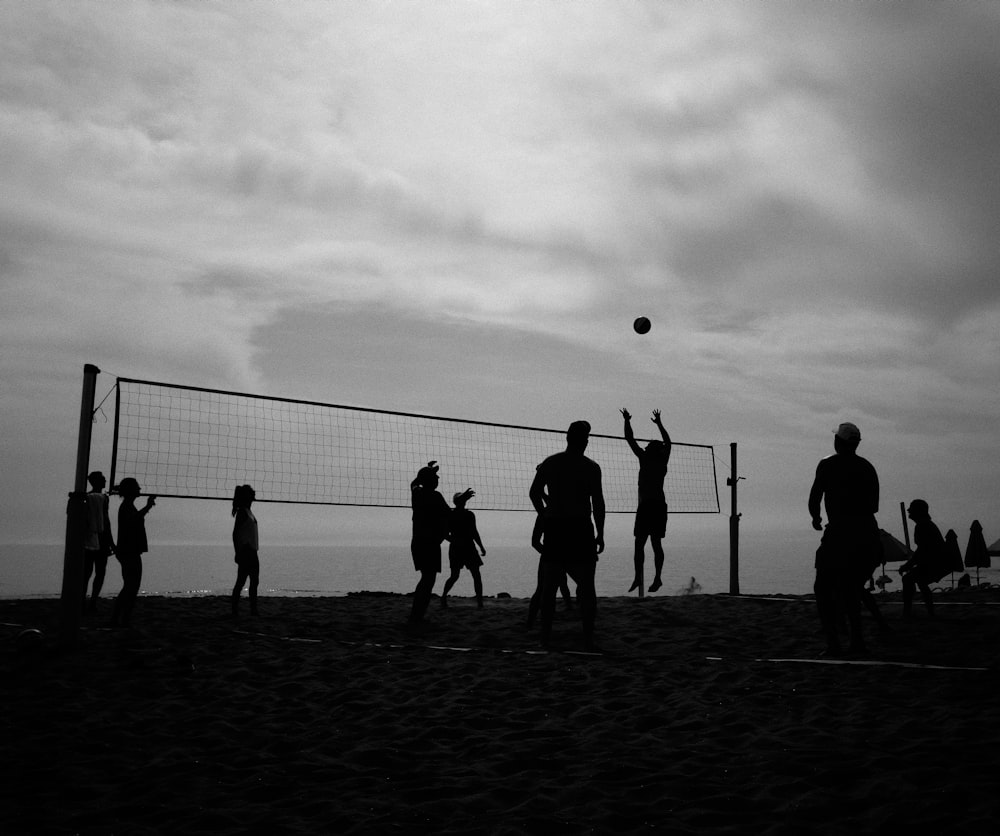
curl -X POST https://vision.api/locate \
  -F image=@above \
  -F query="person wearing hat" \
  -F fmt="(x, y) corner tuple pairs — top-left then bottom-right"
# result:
(110, 477), (156, 628)
(440, 488), (487, 609)
(529, 420), (605, 651)
(807, 422), (881, 655)
(409, 461), (451, 624)
(83, 470), (115, 613)
(900, 500), (948, 617)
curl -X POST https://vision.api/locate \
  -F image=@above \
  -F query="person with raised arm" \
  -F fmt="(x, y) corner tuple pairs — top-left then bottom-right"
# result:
(621, 408), (672, 594)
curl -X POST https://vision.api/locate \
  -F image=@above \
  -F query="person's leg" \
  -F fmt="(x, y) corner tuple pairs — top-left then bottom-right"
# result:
(248, 557), (260, 615)
(902, 574), (915, 617)
(232, 564), (249, 616)
(82, 551), (96, 611)
(918, 579), (934, 616)
(649, 537), (665, 592)
(410, 569), (437, 622)
(814, 564), (842, 653)
(559, 572), (573, 609)
(538, 560), (563, 648)
(567, 562), (598, 651)
(90, 555), (108, 610)
(441, 566), (461, 607)
(119, 557), (142, 627)
(630, 535), (647, 592)
(470, 565), (484, 607)
(528, 560), (544, 628)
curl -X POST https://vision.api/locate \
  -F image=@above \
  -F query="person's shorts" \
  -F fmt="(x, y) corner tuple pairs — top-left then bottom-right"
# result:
(540, 518), (597, 567)
(448, 545), (483, 571)
(634, 502), (668, 539)
(411, 539), (442, 573)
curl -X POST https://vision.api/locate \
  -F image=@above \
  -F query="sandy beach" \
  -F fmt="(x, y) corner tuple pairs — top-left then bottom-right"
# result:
(3, 588), (1000, 834)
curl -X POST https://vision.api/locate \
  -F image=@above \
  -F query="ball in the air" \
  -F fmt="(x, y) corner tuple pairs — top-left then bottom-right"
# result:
(633, 316), (651, 335)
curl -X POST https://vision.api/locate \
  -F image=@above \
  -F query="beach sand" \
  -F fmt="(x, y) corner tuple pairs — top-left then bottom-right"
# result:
(2, 588), (1000, 834)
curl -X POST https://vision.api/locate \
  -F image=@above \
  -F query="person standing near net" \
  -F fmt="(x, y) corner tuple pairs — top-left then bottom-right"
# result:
(441, 489), (486, 609)
(808, 422), (880, 656)
(409, 461), (451, 624)
(231, 484), (260, 618)
(529, 420), (605, 651)
(110, 477), (155, 629)
(900, 499), (948, 618)
(621, 408), (672, 594)
(83, 470), (115, 613)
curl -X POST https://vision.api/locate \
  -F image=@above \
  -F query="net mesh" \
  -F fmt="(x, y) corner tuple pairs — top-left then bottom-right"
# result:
(111, 378), (720, 513)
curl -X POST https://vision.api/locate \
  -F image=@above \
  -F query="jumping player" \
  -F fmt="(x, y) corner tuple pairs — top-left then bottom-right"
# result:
(621, 408), (672, 594)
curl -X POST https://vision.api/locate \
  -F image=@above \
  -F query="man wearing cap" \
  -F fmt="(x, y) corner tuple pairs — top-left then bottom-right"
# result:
(808, 422), (881, 655)
(900, 499), (948, 617)
(529, 420), (606, 651)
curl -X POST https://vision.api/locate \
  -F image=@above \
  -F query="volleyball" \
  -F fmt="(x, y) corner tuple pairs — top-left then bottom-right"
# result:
(633, 316), (651, 335)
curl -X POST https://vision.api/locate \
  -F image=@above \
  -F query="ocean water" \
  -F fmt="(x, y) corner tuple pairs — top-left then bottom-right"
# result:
(4, 528), (995, 600)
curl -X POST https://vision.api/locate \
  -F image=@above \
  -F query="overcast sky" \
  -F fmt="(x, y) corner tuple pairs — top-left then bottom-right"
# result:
(2, 1), (999, 556)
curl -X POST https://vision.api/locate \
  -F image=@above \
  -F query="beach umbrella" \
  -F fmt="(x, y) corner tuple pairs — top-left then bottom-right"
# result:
(879, 529), (911, 563)
(876, 529), (910, 592)
(943, 529), (964, 588)
(963, 520), (990, 586)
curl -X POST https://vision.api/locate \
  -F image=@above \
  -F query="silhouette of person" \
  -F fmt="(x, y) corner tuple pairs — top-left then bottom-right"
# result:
(621, 408), (672, 594)
(409, 461), (450, 624)
(527, 507), (574, 629)
(441, 489), (486, 609)
(110, 477), (155, 628)
(231, 484), (260, 618)
(83, 470), (115, 613)
(900, 500), (949, 617)
(808, 422), (880, 655)
(529, 420), (605, 651)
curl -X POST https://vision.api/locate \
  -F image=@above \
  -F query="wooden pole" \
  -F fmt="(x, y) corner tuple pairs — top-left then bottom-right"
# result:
(899, 501), (911, 551)
(728, 443), (741, 595)
(59, 363), (100, 649)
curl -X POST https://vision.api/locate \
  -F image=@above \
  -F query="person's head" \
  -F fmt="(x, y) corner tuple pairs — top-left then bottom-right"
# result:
(117, 477), (141, 499)
(833, 421), (861, 454)
(453, 488), (475, 508)
(87, 471), (106, 491)
(412, 460), (440, 490)
(566, 420), (591, 454)
(906, 499), (930, 521)
(232, 484), (256, 516)
(644, 439), (666, 458)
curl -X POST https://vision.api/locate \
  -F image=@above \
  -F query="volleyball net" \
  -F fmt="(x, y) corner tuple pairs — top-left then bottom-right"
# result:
(109, 377), (720, 514)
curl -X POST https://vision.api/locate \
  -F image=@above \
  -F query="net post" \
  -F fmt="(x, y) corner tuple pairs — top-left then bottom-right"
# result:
(59, 363), (100, 649)
(728, 442), (741, 596)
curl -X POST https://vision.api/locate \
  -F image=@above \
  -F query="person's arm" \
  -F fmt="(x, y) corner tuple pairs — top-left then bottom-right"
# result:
(472, 517), (486, 555)
(592, 464), (606, 554)
(808, 464), (824, 531)
(652, 409), (672, 460)
(621, 408), (643, 458)
(138, 496), (156, 517)
(529, 464), (547, 515)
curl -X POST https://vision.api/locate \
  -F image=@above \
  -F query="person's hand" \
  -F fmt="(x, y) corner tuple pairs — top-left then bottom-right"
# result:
(595, 534), (605, 554)
(620, 408), (631, 421)
(811, 516), (823, 531)
(145, 496), (156, 509)
(651, 409), (662, 424)
(480, 547), (487, 557)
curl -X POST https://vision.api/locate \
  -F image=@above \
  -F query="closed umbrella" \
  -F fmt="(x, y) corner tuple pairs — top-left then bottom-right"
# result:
(943, 529), (964, 588)
(964, 520), (990, 585)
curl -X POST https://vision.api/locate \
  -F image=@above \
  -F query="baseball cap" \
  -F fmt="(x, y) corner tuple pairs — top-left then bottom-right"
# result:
(567, 420), (591, 438)
(834, 422), (861, 442)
